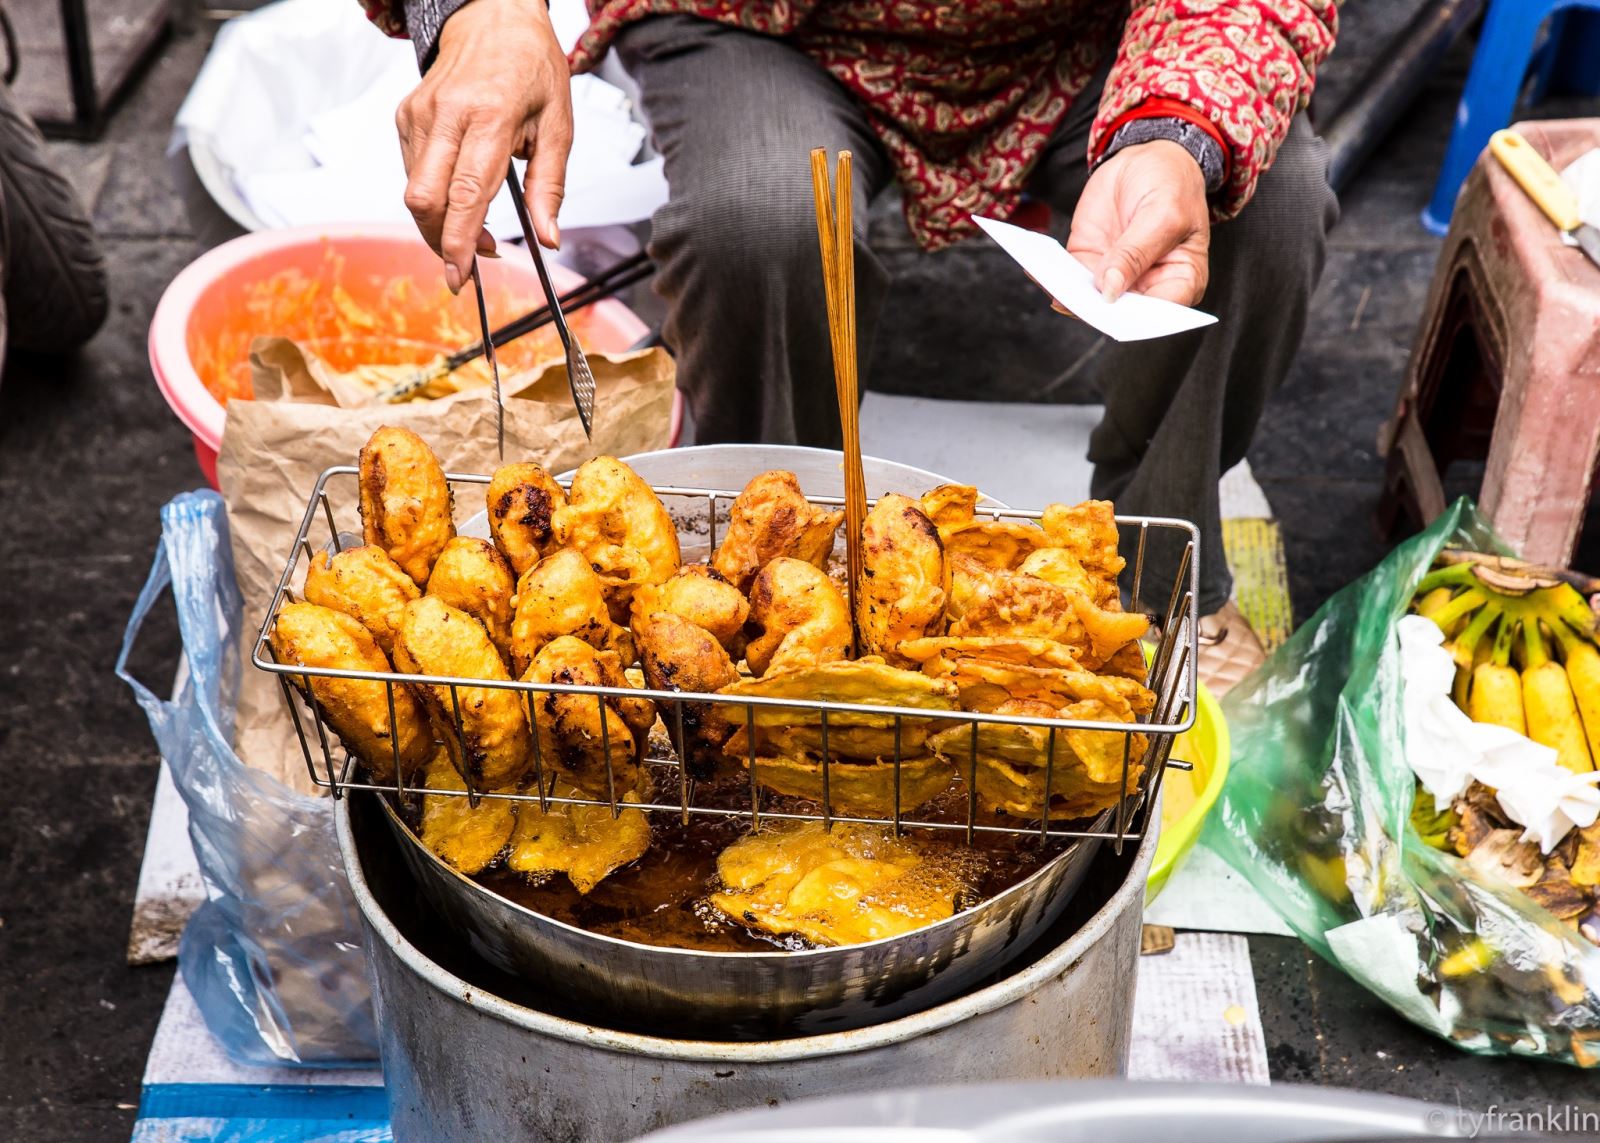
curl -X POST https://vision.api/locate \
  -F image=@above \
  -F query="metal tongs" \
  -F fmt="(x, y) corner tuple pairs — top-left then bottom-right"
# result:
(504, 161), (596, 438)
(463, 161), (600, 456)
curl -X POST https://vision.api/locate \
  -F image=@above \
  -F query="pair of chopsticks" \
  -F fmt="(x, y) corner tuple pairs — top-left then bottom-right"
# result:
(810, 148), (867, 657)
(378, 251), (653, 404)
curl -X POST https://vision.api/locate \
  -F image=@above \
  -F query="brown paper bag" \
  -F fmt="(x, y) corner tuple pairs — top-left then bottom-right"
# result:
(219, 337), (675, 791)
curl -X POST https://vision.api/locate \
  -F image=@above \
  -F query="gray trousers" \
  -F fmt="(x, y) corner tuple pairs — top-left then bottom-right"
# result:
(616, 16), (1339, 614)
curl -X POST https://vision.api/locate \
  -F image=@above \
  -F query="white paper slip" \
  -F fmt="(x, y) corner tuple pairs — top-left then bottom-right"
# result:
(972, 215), (1218, 342)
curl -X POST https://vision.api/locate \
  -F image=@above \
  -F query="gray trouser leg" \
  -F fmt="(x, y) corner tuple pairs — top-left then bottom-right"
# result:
(615, 16), (892, 447)
(1032, 113), (1339, 615)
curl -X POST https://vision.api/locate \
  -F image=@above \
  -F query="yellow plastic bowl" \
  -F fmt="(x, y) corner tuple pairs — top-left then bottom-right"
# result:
(1144, 680), (1230, 904)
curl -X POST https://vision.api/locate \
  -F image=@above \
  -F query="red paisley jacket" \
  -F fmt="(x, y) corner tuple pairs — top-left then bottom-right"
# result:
(364, 0), (1338, 250)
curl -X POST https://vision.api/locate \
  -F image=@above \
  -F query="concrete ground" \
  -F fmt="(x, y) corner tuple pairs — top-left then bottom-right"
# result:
(2, 4), (1599, 1139)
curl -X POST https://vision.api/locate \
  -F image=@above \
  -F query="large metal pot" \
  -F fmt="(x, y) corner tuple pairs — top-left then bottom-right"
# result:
(383, 444), (1138, 1039)
(338, 785), (1157, 1143)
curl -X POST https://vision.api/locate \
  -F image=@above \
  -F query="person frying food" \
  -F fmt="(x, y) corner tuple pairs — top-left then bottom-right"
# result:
(360, 0), (1340, 683)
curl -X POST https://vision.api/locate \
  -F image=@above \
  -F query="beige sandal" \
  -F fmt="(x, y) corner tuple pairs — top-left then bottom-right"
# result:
(1195, 600), (1266, 697)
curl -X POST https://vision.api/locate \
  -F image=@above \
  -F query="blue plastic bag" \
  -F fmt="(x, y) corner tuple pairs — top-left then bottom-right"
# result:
(118, 490), (378, 1066)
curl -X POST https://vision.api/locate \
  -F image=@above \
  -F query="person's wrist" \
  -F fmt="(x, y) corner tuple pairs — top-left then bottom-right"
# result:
(1103, 119), (1223, 194)
(439, 0), (551, 53)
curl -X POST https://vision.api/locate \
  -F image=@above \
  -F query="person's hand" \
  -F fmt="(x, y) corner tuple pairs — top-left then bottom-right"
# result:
(1065, 139), (1210, 306)
(396, 0), (573, 293)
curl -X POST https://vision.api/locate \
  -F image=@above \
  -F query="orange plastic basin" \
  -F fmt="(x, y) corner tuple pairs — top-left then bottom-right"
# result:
(149, 223), (661, 486)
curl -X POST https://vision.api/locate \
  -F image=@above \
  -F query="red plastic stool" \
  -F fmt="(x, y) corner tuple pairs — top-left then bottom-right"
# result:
(1378, 119), (1600, 565)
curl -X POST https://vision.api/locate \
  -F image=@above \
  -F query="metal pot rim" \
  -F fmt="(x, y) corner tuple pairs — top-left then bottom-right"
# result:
(338, 793), (1160, 1062)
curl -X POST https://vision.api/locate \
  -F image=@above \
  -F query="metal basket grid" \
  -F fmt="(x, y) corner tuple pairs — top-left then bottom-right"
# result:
(251, 465), (1200, 849)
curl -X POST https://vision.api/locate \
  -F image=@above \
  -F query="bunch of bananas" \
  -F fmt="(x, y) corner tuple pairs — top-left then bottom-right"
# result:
(1412, 553), (1600, 773)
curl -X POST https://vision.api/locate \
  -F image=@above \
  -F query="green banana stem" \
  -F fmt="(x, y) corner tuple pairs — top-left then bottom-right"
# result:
(1451, 603), (1501, 668)
(1431, 587), (1490, 632)
(1415, 564), (1479, 597)
(1523, 618), (1550, 670)
(1492, 616), (1517, 668)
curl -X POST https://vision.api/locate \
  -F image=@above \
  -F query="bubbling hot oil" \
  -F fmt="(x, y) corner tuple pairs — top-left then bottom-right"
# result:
(427, 769), (1072, 952)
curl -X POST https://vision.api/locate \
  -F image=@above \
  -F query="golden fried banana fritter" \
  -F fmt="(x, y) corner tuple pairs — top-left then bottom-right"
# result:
(419, 749), (516, 874)
(633, 610), (739, 776)
(301, 544), (420, 655)
(358, 425), (456, 586)
(426, 536), (516, 663)
(509, 547), (633, 675)
(268, 601), (431, 783)
(745, 557), (852, 677)
(522, 636), (654, 795)
(393, 596), (531, 792)
(710, 822), (974, 946)
(858, 494), (948, 666)
(552, 456), (680, 620)
(1040, 500), (1125, 603)
(506, 780), (651, 894)
(919, 483), (1050, 570)
(486, 462), (568, 577)
(630, 565), (749, 655)
(919, 483), (978, 529)
(948, 553), (1145, 666)
(712, 470), (844, 592)
(1018, 547), (1101, 601)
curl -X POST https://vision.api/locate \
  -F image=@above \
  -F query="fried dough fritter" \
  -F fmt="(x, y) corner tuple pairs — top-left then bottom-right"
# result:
(552, 456), (681, 621)
(1017, 547), (1100, 602)
(487, 462), (568, 577)
(634, 610), (739, 776)
(394, 596), (531, 792)
(506, 780), (652, 894)
(723, 721), (934, 761)
(721, 659), (961, 728)
(917, 483), (1047, 571)
(709, 822), (975, 946)
(858, 494), (948, 666)
(419, 749), (516, 874)
(898, 636), (1086, 672)
(630, 565), (749, 655)
(268, 601), (432, 784)
(712, 470), (844, 592)
(747, 753), (955, 813)
(509, 548), (633, 676)
(301, 544), (420, 655)
(358, 425), (456, 586)
(426, 536), (516, 663)
(522, 635), (654, 796)
(929, 698), (1146, 819)
(745, 557), (852, 677)
(949, 553), (1088, 646)
(922, 656), (1155, 717)
(1040, 500), (1125, 604)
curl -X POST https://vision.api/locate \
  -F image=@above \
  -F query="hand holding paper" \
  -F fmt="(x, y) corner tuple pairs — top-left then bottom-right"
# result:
(974, 216), (1218, 342)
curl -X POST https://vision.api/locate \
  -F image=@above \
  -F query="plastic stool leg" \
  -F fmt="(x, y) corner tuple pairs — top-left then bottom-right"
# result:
(1422, 0), (1558, 234)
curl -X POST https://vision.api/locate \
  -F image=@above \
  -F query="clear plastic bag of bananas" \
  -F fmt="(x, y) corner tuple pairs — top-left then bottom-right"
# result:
(1209, 498), (1600, 1068)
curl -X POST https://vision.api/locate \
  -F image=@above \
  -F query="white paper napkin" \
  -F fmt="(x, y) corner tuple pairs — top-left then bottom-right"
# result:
(972, 215), (1218, 342)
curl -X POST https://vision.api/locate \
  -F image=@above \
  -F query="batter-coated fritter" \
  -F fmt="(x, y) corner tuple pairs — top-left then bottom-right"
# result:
(918, 483), (1047, 570)
(358, 425), (456, 586)
(858, 494), (948, 666)
(509, 548), (633, 675)
(630, 565), (749, 655)
(268, 601), (431, 783)
(745, 557), (852, 677)
(506, 780), (651, 894)
(634, 610), (739, 776)
(487, 462), (567, 577)
(712, 470), (844, 592)
(419, 749), (516, 874)
(301, 544), (420, 655)
(1040, 500), (1125, 605)
(948, 553), (1090, 655)
(710, 823), (974, 947)
(427, 536), (515, 662)
(394, 596), (531, 792)
(522, 636), (655, 796)
(552, 456), (680, 620)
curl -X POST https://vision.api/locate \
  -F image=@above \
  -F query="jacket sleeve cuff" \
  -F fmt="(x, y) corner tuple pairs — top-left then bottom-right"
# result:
(403, 0), (476, 70)
(1093, 99), (1228, 193)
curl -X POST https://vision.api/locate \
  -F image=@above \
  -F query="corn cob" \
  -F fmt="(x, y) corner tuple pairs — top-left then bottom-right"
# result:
(1468, 618), (1525, 734)
(1554, 622), (1600, 766)
(1521, 621), (1595, 774)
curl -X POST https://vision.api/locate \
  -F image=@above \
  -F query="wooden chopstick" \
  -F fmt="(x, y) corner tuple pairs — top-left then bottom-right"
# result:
(811, 147), (867, 658)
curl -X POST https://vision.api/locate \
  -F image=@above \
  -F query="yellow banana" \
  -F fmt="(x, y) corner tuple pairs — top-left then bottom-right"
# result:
(1468, 618), (1525, 733)
(1521, 621), (1594, 774)
(1554, 623), (1600, 765)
